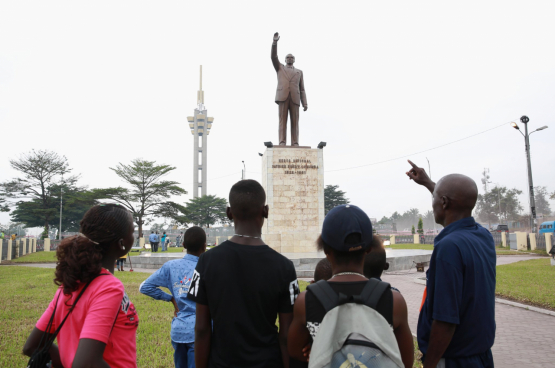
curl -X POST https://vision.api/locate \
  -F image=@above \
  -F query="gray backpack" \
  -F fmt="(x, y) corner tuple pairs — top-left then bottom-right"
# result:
(307, 279), (404, 368)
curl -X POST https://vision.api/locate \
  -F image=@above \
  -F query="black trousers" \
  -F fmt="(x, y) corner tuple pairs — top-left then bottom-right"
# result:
(152, 242), (159, 252)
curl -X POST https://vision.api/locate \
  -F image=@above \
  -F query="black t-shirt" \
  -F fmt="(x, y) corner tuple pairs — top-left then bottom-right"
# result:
(305, 281), (393, 341)
(187, 240), (300, 368)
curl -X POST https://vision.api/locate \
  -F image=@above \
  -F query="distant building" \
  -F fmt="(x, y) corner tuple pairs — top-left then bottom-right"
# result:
(187, 66), (214, 198)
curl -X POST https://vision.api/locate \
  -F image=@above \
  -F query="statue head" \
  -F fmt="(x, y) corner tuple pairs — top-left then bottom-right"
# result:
(285, 54), (295, 66)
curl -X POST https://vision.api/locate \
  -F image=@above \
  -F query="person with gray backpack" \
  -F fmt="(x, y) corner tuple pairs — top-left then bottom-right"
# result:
(287, 204), (414, 368)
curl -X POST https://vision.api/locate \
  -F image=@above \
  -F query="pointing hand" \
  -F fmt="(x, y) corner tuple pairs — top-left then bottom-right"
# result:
(406, 160), (435, 193)
(273, 32), (280, 42)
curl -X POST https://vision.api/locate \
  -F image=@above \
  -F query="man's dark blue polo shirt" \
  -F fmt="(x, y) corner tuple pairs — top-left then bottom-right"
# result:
(417, 217), (496, 367)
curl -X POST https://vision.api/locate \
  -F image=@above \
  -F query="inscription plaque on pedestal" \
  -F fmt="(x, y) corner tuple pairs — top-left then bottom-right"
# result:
(261, 147), (324, 253)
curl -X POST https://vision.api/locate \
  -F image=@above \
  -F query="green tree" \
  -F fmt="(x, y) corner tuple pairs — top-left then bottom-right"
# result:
(0, 150), (71, 234)
(411, 225), (415, 234)
(417, 217), (424, 234)
(324, 185), (349, 214)
(476, 186), (523, 225)
(11, 178), (107, 233)
(534, 186), (551, 216)
(185, 195), (228, 228)
(101, 159), (187, 237)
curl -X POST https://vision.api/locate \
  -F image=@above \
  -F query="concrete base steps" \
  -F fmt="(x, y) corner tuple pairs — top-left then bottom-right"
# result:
(130, 249), (433, 278)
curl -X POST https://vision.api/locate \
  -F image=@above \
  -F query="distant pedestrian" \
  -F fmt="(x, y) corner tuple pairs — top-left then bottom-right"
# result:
(161, 232), (167, 252)
(0, 231), (4, 239)
(176, 232), (183, 248)
(117, 253), (127, 271)
(140, 226), (207, 368)
(23, 203), (138, 368)
(11, 233), (16, 240)
(155, 232), (160, 252)
(148, 231), (158, 252)
(407, 160), (496, 368)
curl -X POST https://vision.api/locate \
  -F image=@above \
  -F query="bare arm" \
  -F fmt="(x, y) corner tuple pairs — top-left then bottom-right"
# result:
(422, 320), (456, 368)
(287, 292), (311, 362)
(406, 160), (435, 194)
(279, 312), (293, 368)
(23, 327), (63, 368)
(72, 338), (110, 368)
(392, 292), (415, 368)
(195, 304), (212, 368)
(271, 32), (280, 72)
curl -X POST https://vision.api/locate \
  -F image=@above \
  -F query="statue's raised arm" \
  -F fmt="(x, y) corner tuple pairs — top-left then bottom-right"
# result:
(271, 32), (280, 72)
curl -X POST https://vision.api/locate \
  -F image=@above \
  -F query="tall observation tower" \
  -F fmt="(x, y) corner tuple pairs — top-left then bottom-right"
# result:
(187, 66), (214, 198)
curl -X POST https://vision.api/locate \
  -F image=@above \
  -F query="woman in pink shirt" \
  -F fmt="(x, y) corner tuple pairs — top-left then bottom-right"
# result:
(23, 204), (139, 368)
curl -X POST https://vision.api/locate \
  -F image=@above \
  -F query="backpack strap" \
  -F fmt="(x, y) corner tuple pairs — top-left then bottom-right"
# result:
(359, 278), (391, 310)
(307, 280), (339, 313)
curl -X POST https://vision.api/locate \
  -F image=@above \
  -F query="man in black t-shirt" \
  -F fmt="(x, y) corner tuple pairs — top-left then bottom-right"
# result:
(188, 180), (299, 368)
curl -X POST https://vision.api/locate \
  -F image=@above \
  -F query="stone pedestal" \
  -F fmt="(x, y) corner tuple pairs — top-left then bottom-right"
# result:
(261, 146), (325, 253)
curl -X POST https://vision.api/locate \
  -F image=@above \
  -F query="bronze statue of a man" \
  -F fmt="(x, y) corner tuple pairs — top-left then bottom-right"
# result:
(272, 32), (307, 146)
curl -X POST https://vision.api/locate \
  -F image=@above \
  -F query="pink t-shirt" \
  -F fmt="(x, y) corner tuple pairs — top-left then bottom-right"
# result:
(36, 271), (139, 368)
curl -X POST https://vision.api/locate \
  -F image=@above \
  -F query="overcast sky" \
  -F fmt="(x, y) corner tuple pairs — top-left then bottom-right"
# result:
(1, 1), (554, 230)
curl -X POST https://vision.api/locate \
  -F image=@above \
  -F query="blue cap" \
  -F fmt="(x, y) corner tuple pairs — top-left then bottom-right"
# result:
(321, 204), (373, 252)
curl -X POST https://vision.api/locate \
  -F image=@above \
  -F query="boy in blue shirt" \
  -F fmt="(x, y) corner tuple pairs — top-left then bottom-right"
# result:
(140, 226), (207, 368)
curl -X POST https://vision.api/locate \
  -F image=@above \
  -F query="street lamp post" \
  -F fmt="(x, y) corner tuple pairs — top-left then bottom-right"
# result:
(511, 116), (548, 233)
(242, 161), (246, 180)
(59, 175), (63, 240)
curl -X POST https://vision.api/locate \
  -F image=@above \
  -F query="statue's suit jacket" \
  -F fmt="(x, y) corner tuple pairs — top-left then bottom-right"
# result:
(272, 43), (307, 107)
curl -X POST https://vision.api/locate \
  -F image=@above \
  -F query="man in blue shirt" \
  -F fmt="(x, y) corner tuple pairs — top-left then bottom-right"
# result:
(140, 226), (207, 368)
(406, 160), (496, 368)
(148, 231), (158, 252)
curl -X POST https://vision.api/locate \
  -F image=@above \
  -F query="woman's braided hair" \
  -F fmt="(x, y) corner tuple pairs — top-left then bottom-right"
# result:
(55, 203), (133, 295)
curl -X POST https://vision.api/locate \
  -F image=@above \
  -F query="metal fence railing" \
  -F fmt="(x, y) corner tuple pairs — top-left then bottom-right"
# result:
(12, 241), (18, 259)
(1, 239), (8, 260)
(422, 235), (436, 244)
(50, 240), (61, 251)
(534, 233), (545, 250)
(491, 233), (503, 247)
(395, 235), (414, 244)
(36, 239), (44, 252)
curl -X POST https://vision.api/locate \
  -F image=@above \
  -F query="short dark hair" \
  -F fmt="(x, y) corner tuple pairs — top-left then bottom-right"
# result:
(316, 234), (365, 265)
(229, 180), (266, 221)
(314, 258), (333, 282)
(183, 226), (206, 253)
(363, 235), (387, 279)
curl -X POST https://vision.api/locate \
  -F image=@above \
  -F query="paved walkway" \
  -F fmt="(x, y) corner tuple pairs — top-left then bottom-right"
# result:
(382, 255), (555, 367)
(13, 255), (555, 367)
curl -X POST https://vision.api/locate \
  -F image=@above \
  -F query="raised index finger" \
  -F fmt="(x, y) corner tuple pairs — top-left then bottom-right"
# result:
(407, 160), (419, 169)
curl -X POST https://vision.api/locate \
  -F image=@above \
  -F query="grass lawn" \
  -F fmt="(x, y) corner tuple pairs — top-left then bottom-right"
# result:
(8, 251), (58, 263)
(496, 258), (555, 310)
